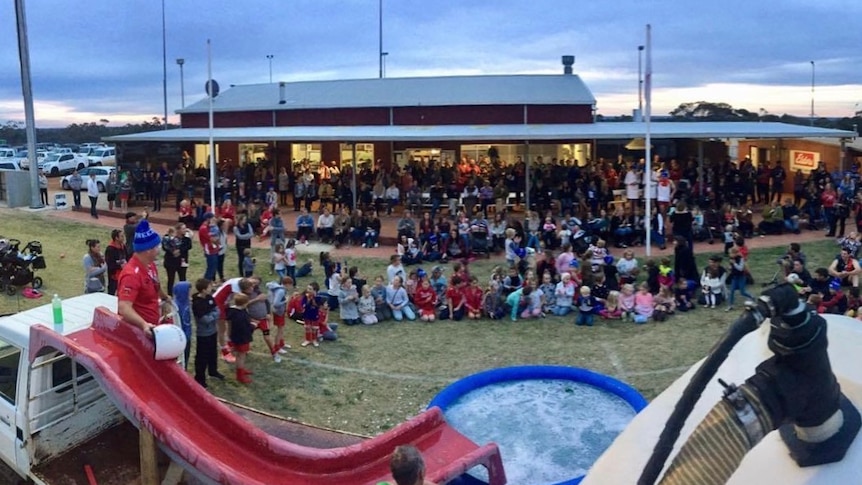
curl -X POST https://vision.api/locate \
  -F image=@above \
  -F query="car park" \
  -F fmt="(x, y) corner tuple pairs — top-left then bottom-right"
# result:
(61, 165), (116, 191)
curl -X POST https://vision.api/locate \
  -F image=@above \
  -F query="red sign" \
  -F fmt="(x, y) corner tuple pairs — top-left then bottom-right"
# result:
(790, 150), (819, 172)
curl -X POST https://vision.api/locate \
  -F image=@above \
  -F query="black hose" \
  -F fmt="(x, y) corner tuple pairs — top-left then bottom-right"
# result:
(637, 309), (762, 485)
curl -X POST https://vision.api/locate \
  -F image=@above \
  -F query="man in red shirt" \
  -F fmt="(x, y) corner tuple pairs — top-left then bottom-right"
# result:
(198, 213), (220, 281)
(117, 219), (170, 338)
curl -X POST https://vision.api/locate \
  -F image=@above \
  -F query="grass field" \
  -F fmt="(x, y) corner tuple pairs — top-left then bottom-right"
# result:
(0, 209), (839, 436)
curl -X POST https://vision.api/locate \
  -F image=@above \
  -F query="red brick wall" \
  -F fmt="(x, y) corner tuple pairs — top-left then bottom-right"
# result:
(393, 105), (525, 125)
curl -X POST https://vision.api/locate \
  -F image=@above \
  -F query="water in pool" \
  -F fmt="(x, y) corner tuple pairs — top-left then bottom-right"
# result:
(444, 379), (637, 485)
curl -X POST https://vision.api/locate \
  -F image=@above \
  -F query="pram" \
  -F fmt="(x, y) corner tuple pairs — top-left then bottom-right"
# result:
(469, 222), (491, 258)
(0, 239), (45, 295)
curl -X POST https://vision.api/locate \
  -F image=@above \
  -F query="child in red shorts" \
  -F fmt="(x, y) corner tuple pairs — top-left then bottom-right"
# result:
(227, 293), (254, 383)
(267, 276), (294, 355)
(464, 276), (485, 319)
(413, 275), (438, 322)
(301, 284), (321, 347)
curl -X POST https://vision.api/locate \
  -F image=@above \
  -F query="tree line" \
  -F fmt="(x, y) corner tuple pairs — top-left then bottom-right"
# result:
(0, 117), (178, 146)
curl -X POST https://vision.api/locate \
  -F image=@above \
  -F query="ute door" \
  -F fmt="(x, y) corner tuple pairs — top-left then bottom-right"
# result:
(0, 340), (22, 472)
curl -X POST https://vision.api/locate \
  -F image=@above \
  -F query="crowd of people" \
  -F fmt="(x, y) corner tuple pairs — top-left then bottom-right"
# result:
(78, 152), (862, 385)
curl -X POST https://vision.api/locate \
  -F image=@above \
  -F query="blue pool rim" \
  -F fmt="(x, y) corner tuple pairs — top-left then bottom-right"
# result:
(428, 365), (648, 485)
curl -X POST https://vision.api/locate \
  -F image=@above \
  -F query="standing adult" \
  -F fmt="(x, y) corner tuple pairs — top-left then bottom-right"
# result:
(86, 172), (100, 219)
(672, 236), (699, 284)
(624, 161), (641, 213)
(105, 170), (118, 211)
(82, 239), (107, 293)
(770, 160), (786, 204)
(670, 201), (694, 249)
(117, 220), (170, 338)
(104, 229), (127, 296)
(69, 169), (83, 210)
(198, 213), (220, 281)
(123, 212), (139, 259)
(278, 166), (290, 207)
(38, 170), (49, 206)
(822, 182), (839, 237)
(233, 214), (254, 276)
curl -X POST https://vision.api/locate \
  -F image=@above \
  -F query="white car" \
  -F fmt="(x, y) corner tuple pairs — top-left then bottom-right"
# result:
(61, 166), (116, 192)
(18, 150), (48, 170)
(87, 147), (115, 166)
(0, 148), (17, 160)
(41, 153), (86, 176)
(0, 160), (22, 171)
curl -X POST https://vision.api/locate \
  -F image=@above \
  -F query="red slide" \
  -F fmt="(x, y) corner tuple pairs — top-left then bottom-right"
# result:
(29, 307), (506, 485)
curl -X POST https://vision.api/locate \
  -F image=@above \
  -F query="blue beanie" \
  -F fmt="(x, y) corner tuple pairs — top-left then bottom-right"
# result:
(133, 220), (161, 252)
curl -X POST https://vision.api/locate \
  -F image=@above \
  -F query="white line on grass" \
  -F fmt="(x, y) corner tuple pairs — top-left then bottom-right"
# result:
(601, 342), (628, 379)
(249, 350), (455, 384)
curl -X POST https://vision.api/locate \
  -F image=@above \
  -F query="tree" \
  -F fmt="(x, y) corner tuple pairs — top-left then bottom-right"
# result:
(669, 101), (755, 121)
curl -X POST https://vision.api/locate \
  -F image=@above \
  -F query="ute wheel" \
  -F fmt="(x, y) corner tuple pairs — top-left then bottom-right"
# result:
(77, 163), (85, 171)
(32, 277), (43, 289)
(6, 286), (16, 296)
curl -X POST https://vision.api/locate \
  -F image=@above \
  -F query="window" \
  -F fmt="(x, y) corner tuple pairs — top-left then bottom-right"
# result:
(51, 357), (92, 394)
(0, 344), (21, 404)
(291, 144), (322, 164)
(340, 143), (375, 168)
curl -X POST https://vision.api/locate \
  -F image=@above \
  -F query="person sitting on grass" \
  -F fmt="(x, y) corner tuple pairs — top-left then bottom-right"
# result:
(521, 280), (544, 320)
(464, 276), (485, 319)
(505, 285), (530, 322)
(634, 282), (655, 322)
(338, 277), (360, 326)
(575, 286), (597, 326)
(387, 276), (416, 321)
(828, 247), (862, 289)
(358, 285), (378, 325)
(413, 274), (438, 322)
(445, 276), (467, 321)
(296, 208), (314, 245)
(552, 272), (576, 316)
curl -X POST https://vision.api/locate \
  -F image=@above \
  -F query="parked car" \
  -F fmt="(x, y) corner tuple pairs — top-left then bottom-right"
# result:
(87, 147), (115, 166)
(40, 153), (85, 176)
(0, 160), (22, 170)
(18, 150), (48, 170)
(0, 147), (17, 160)
(61, 166), (116, 191)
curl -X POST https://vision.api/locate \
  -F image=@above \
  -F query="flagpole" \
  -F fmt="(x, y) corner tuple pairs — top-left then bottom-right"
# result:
(207, 39), (216, 211)
(644, 24), (653, 256)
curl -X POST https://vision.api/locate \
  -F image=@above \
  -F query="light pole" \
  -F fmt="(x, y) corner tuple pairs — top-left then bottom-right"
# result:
(381, 52), (389, 78)
(266, 54), (274, 83)
(638, 45), (644, 118)
(161, 0), (168, 129)
(810, 60), (815, 126)
(378, 0), (383, 78)
(176, 58), (185, 108)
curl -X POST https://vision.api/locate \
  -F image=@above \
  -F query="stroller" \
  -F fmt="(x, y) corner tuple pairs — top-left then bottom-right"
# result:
(469, 222), (492, 259)
(0, 239), (46, 296)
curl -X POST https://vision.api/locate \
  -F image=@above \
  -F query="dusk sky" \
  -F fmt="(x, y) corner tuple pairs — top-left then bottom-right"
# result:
(1, 0), (860, 127)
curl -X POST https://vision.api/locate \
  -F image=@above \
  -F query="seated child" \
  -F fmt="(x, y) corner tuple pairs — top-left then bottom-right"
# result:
(464, 276), (485, 319)
(619, 283), (636, 320)
(653, 285), (676, 322)
(552, 272), (576, 316)
(599, 290), (622, 319)
(674, 278), (695, 312)
(634, 282), (655, 322)
(575, 286), (598, 326)
(358, 285), (378, 325)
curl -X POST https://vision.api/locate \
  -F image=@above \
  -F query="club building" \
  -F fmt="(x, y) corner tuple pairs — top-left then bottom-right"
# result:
(106, 57), (858, 180)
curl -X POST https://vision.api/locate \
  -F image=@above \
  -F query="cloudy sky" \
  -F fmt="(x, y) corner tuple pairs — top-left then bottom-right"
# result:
(0, 0), (860, 127)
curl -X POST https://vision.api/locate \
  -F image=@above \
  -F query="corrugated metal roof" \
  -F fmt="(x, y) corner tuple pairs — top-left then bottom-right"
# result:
(178, 74), (596, 113)
(105, 122), (854, 143)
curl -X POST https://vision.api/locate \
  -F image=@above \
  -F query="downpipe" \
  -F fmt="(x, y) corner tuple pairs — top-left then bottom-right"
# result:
(639, 284), (861, 485)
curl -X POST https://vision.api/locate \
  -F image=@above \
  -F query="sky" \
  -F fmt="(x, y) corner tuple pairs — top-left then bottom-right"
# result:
(0, 0), (860, 128)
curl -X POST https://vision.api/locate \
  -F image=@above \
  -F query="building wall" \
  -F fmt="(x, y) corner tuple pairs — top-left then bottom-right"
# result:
(527, 105), (594, 124)
(276, 108), (390, 126)
(180, 103), (594, 128)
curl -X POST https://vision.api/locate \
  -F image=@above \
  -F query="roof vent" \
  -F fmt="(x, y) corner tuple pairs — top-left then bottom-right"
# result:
(562, 55), (575, 75)
(278, 82), (286, 105)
